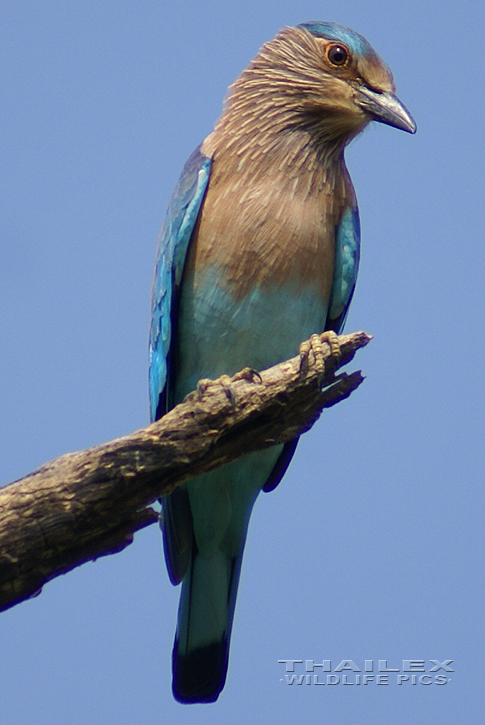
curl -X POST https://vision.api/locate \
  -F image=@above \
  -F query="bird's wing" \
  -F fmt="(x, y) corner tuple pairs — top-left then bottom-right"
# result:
(149, 145), (212, 422)
(327, 205), (361, 334)
(149, 145), (212, 584)
(263, 205), (360, 494)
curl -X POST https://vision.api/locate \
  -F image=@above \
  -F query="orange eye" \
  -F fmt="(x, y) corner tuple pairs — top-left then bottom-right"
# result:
(327, 44), (349, 66)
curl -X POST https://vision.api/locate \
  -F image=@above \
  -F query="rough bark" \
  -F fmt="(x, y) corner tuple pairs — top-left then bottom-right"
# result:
(0, 331), (370, 612)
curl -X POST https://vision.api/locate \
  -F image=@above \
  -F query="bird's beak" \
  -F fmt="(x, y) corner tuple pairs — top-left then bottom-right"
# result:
(356, 87), (416, 134)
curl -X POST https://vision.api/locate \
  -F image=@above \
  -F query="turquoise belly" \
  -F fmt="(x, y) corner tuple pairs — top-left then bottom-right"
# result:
(173, 264), (329, 556)
(174, 264), (328, 402)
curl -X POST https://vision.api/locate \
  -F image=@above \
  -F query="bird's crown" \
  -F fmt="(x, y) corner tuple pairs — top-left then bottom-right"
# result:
(298, 21), (377, 59)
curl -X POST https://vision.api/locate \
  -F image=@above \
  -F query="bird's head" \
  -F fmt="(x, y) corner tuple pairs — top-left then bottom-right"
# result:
(229, 22), (416, 147)
(296, 22), (416, 137)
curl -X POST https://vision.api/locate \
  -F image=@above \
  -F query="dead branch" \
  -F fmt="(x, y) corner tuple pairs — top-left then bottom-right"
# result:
(0, 331), (370, 612)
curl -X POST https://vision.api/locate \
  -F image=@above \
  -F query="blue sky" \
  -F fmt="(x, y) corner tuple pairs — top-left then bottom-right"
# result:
(0, 1), (483, 723)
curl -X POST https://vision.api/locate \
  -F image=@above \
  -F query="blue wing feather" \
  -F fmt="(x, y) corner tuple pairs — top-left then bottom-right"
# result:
(327, 205), (361, 333)
(149, 145), (212, 586)
(149, 146), (212, 422)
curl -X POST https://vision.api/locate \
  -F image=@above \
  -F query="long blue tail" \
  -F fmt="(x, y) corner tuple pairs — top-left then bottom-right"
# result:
(167, 446), (292, 703)
(172, 547), (243, 703)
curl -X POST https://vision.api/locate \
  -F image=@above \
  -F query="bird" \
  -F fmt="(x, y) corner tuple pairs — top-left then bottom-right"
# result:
(149, 21), (415, 704)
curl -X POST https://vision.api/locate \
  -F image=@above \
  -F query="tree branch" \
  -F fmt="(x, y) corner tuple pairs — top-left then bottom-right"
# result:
(0, 331), (371, 612)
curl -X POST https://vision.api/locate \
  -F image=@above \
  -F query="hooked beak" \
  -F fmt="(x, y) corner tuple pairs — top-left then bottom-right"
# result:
(356, 87), (416, 134)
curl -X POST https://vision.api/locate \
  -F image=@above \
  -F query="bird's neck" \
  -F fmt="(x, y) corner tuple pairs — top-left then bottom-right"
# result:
(202, 32), (362, 196)
(203, 101), (349, 203)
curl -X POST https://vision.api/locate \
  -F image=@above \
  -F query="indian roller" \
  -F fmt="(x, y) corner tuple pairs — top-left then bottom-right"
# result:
(149, 21), (415, 704)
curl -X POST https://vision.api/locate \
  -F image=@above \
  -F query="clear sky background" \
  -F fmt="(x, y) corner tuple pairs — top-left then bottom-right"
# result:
(0, 1), (483, 723)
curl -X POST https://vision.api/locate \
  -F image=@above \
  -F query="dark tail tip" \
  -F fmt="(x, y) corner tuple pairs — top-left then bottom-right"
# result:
(172, 638), (229, 704)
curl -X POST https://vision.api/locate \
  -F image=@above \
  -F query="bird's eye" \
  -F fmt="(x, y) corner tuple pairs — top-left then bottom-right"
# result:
(327, 44), (349, 66)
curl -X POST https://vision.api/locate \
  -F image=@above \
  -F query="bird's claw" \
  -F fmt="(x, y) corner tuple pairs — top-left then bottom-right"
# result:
(194, 367), (261, 408)
(195, 378), (212, 400)
(216, 374), (237, 407)
(232, 366), (262, 384)
(299, 331), (341, 376)
(219, 368), (263, 408)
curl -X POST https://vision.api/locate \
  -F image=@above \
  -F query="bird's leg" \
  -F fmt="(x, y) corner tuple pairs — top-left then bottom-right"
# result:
(299, 331), (341, 377)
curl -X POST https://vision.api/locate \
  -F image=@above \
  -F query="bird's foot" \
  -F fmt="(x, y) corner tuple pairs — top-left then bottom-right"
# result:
(219, 368), (262, 408)
(216, 374), (237, 407)
(195, 378), (213, 401)
(193, 367), (261, 408)
(232, 366), (262, 384)
(299, 331), (341, 377)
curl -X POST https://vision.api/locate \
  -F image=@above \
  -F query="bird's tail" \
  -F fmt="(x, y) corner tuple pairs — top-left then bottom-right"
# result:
(172, 546), (243, 704)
